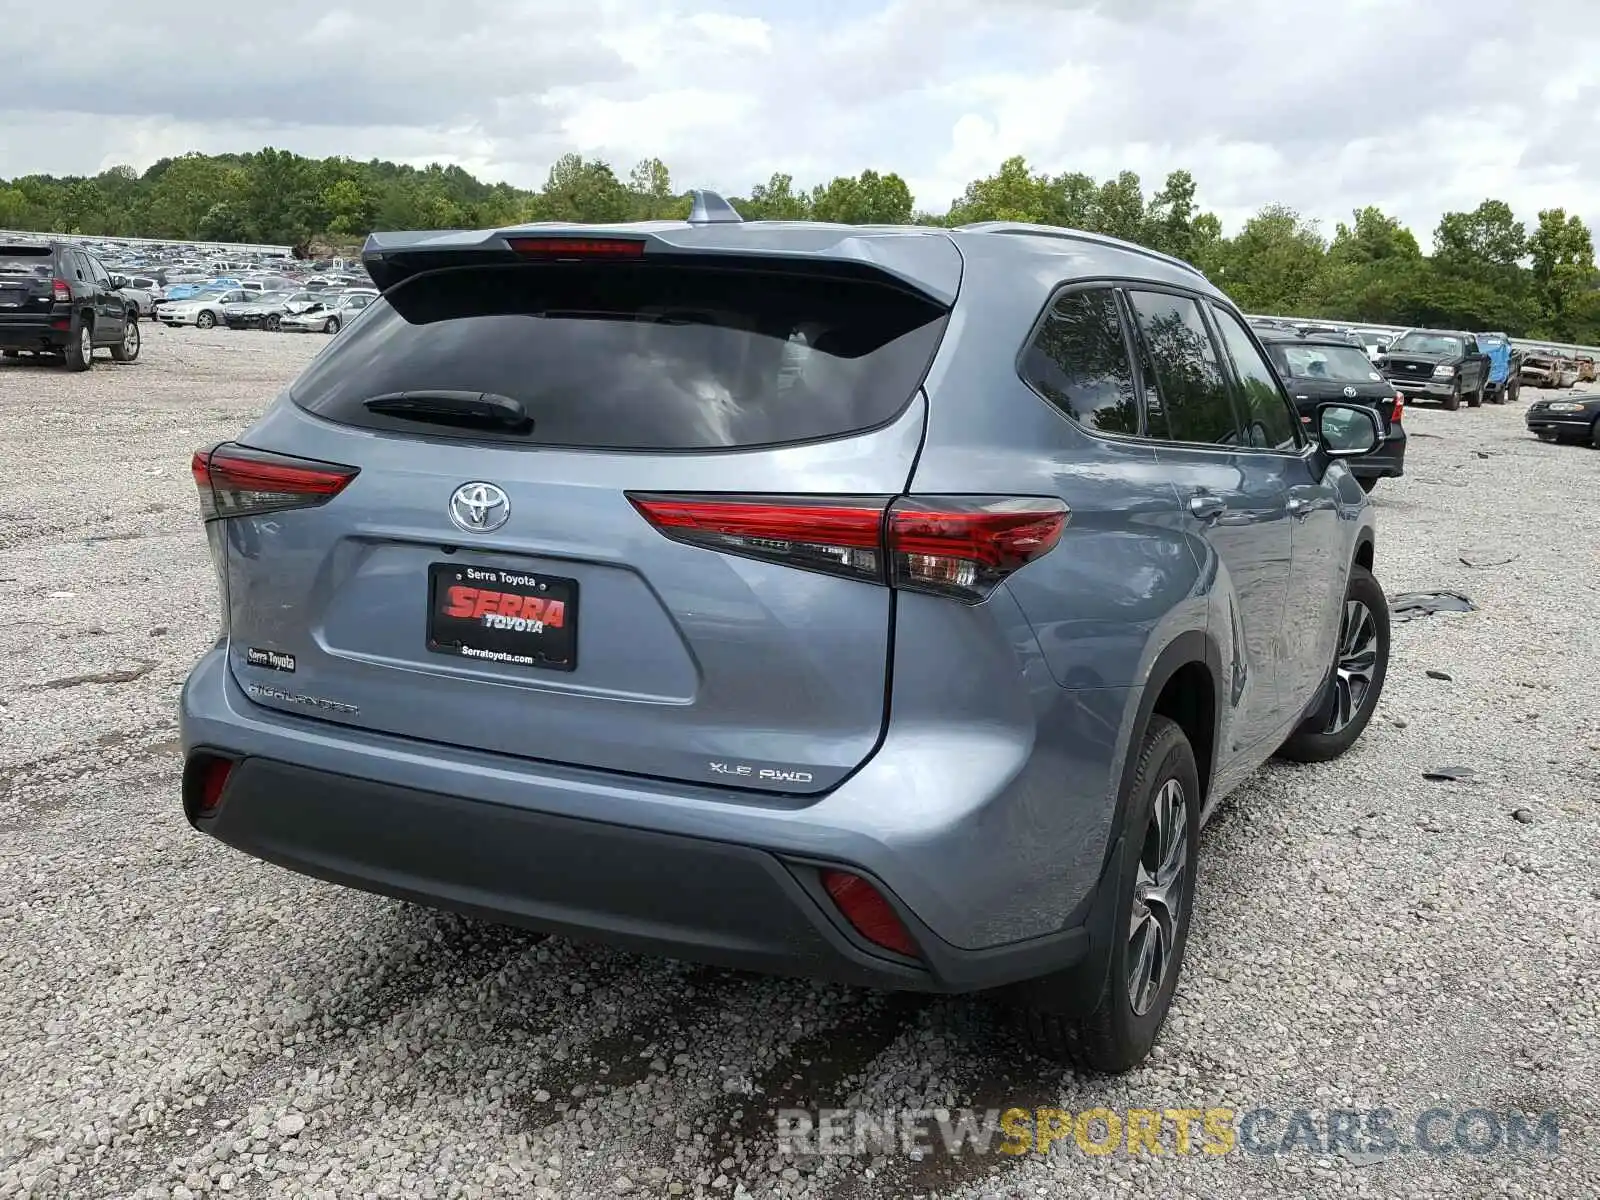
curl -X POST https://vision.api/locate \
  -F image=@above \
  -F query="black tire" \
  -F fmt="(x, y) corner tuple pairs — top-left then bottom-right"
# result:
(64, 321), (93, 371)
(1357, 476), (1378, 494)
(1011, 715), (1200, 1073)
(110, 314), (140, 363)
(324, 316), (341, 334)
(1590, 418), (1600, 450)
(1, 349), (18, 359)
(1467, 378), (1483, 408)
(1277, 565), (1389, 763)
(265, 314), (280, 331)
(1442, 381), (1461, 411)
(1510, 379), (1521, 403)
(1536, 430), (1557, 442)
(196, 310), (215, 330)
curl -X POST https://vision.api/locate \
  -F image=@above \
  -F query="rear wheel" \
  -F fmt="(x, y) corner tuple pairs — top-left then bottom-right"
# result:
(196, 310), (215, 330)
(1442, 381), (1461, 411)
(265, 314), (281, 331)
(110, 314), (140, 363)
(1467, 378), (1483, 407)
(1277, 565), (1389, 763)
(1011, 715), (1199, 1073)
(64, 322), (93, 371)
(1591, 418), (1600, 450)
(1, 350), (18, 359)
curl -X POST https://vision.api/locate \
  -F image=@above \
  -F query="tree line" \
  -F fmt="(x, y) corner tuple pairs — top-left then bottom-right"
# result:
(3, 148), (1596, 341)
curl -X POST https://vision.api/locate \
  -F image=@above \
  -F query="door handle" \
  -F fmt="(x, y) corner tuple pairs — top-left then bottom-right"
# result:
(1287, 496), (1312, 519)
(1187, 493), (1225, 521)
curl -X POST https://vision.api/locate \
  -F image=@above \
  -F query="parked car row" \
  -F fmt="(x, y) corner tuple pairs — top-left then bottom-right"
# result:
(157, 287), (376, 333)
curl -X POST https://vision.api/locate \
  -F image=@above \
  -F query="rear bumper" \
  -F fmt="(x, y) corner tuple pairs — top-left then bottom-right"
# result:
(179, 644), (1125, 993)
(1351, 431), (1406, 480)
(0, 316), (71, 350)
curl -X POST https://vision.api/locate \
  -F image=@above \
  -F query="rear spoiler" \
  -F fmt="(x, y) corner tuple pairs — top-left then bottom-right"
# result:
(361, 216), (962, 306)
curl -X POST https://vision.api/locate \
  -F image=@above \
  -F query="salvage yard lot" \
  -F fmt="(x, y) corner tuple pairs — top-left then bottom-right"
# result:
(1, 326), (1597, 1199)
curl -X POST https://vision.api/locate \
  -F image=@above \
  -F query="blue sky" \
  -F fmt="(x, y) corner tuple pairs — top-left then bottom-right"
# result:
(2, 0), (1596, 243)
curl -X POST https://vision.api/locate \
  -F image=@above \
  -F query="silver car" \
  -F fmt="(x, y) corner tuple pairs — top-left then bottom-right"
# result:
(278, 290), (377, 334)
(157, 288), (250, 329)
(181, 204), (1393, 1074)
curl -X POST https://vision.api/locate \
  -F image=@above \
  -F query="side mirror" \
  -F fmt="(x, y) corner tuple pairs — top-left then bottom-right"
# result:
(110, 274), (127, 289)
(1316, 403), (1381, 457)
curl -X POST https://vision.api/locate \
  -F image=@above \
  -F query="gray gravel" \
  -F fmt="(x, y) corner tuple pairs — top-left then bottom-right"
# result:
(1, 327), (1597, 1199)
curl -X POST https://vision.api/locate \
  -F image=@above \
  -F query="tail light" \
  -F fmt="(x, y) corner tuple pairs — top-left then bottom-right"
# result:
(820, 870), (918, 957)
(1392, 394), (1404, 422)
(505, 237), (645, 259)
(191, 443), (359, 521)
(627, 493), (1068, 604)
(52, 278), (70, 302)
(183, 753), (235, 819)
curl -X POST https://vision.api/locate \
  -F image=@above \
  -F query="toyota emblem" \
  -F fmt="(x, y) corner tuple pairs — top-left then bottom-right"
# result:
(448, 482), (510, 533)
(1343, 385), (1358, 398)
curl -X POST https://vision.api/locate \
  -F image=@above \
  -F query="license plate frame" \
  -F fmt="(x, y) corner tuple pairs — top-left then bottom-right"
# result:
(426, 563), (578, 672)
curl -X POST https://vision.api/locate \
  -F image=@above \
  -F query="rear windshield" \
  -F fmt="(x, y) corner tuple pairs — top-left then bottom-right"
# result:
(290, 262), (949, 451)
(1269, 344), (1382, 383)
(0, 247), (54, 277)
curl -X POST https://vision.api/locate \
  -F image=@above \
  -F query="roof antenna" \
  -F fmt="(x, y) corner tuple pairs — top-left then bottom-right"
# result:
(687, 189), (743, 225)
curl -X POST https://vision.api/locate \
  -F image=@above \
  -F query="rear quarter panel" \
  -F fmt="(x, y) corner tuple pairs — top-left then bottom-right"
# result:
(905, 240), (1221, 904)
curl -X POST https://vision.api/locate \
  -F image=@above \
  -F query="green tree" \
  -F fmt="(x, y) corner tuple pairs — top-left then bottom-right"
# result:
(738, 172), (810, 221)
(1434, 200), (1527, 271)
(1527, 207), (1594, 338)
(1217, 205), (1326, 314)
(809, 169), (913, 225)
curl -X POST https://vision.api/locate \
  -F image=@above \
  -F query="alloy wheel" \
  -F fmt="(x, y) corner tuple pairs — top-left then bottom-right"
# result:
(80, 326), (92, 362)
(1324, 599), (1378, 734)
(123, 322), (139, 356)
(1128, 778), (1187, 1017)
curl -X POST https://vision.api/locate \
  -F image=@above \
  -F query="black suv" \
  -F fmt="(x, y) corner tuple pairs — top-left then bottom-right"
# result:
(1259, 332), (1407, 491)
(0, 241), (141, 370)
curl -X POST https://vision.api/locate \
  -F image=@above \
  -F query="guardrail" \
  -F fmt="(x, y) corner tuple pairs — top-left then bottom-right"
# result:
(0, 230), (294, 256)
(1246, 313), (1600, 358)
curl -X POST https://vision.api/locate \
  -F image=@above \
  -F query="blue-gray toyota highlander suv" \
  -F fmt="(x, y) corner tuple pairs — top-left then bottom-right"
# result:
(180, 197), (1392, 1072)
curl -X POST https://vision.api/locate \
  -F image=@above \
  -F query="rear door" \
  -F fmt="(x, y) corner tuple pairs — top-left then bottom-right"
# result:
(1126, 287), (1294, 754)
(84, 253), (125, 340)
(0, 244), (58, 328)
(217, 253), (953, 794)
(1210, 306), (1342, 716)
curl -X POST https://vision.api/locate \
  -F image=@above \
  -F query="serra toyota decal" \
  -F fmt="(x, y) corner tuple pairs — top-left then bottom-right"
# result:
(443, 585), (567, 632)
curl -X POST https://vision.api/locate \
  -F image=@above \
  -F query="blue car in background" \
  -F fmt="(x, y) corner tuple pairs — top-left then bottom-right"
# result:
(1479, 332), (1520, 403)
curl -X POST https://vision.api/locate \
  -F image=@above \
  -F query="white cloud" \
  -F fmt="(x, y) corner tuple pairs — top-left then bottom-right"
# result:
(2, 0), (1599, 243)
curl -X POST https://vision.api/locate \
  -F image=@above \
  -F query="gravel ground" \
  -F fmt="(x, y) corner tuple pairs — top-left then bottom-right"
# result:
(1, 325), (1597, 1199)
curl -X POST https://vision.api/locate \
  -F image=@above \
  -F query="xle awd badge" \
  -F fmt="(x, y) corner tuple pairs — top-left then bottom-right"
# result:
(449, 482), (510, 533)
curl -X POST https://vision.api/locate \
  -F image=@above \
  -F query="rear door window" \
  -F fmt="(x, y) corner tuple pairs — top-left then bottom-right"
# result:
(1019, 287), (1140, 436)
(290, 262), (950, 451)
(1124, 290), (1241, 445)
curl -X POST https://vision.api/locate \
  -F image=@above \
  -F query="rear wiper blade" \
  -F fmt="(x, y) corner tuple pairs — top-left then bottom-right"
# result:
(363, 390), (532, 432)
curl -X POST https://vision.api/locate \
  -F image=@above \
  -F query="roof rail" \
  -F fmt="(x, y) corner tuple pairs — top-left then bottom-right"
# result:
(957, 221), (1209, 281)
(687, 189), (744, 225)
